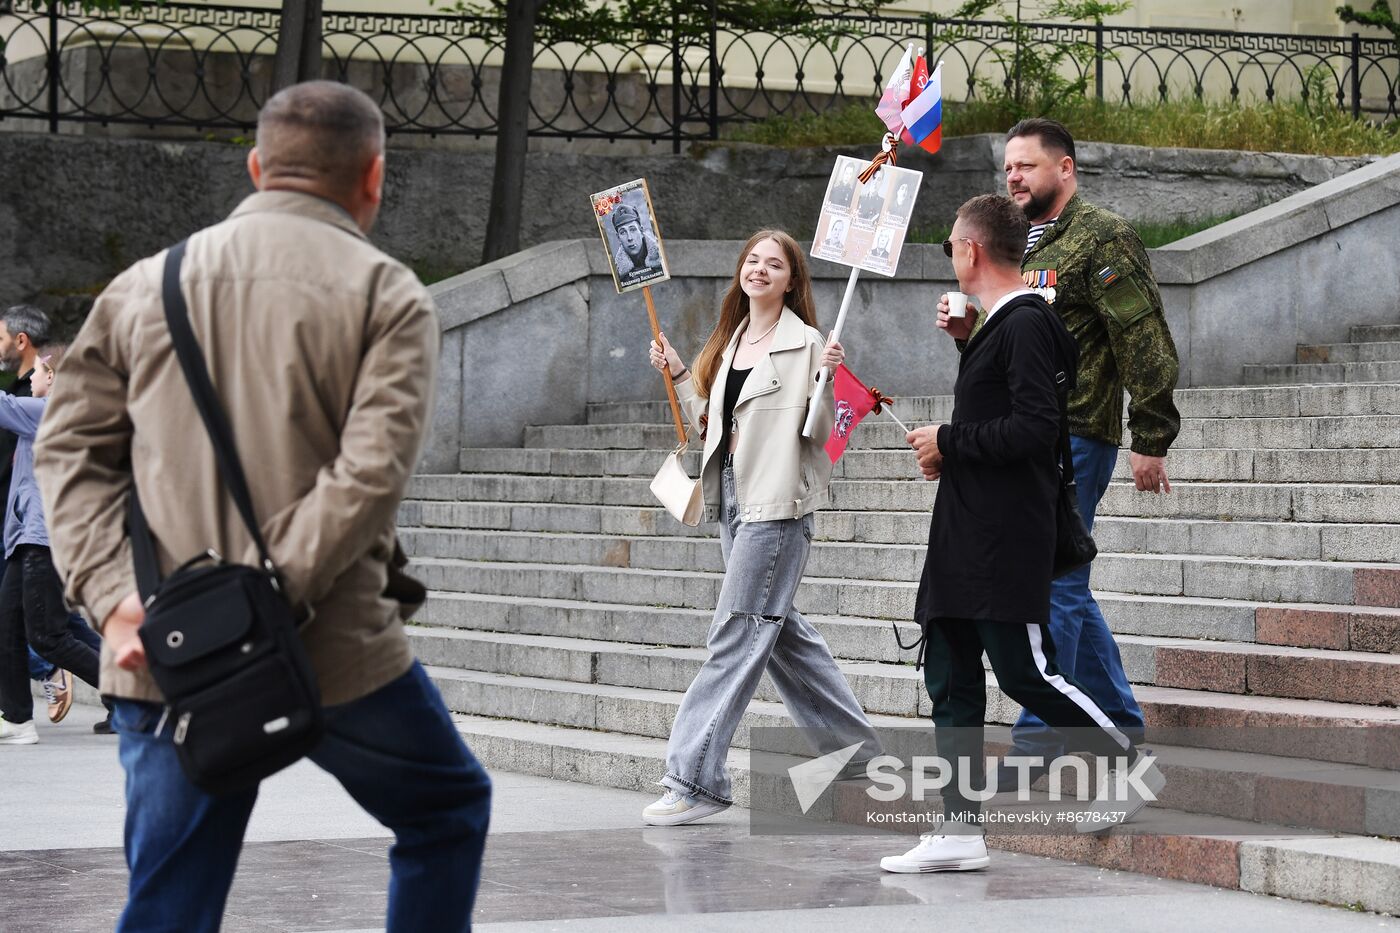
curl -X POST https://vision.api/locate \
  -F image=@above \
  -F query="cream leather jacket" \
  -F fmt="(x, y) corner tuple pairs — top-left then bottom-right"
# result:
(676, 307), (835, 523)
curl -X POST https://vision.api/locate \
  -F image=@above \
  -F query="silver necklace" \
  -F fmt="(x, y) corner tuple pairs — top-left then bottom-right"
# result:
(745, 318), (781, 345)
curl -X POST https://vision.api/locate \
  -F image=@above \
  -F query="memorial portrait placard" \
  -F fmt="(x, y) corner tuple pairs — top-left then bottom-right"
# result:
(811, 155), (923, 277)
(590, 178), (671, 294)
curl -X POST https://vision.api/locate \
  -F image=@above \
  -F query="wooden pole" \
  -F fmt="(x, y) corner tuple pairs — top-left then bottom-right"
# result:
(642, 285), (688, 446)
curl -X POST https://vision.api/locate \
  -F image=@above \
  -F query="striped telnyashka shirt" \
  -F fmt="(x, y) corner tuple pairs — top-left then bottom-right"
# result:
(1025, 219), (1057, 255)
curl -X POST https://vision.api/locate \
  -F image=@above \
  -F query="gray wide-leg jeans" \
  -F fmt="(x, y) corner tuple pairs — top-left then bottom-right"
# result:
(661, 466), (882, 805)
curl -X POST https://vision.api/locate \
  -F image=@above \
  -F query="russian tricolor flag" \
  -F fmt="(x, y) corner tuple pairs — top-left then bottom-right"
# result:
(899, 58), (943, 155)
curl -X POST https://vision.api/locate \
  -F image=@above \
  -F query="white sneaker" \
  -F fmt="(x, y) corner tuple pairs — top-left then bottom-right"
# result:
(0, 717), (38, 745)
(880, 824), (990, 873)
(1076, 754), (1167, 834)
(642, 789), (729, 826)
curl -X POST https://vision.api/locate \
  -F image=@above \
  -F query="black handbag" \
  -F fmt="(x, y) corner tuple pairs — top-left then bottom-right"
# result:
(1052, 370), (1098, 579)
(129, 239), (324, 796)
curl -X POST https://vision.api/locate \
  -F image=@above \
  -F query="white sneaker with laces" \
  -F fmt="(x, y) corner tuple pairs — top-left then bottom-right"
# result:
(1076, 754), (1167, 834)
(880, 825), (990, 873)
(642, 788), (729, 826)
(0, 717), (39, 745)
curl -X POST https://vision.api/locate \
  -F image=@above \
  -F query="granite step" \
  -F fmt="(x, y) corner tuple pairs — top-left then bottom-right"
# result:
(419, 658), (1400, 832)
(399, 527), (1400, 605)
(408, 620), (1400, 710)
(1350, 324), (1400, 344)
(408, 552), (1400, 615)
(1296, 341), (1400, 364)
(584, 383), (1400, 424)
(523, 414), (1400, 452)
(400, 500), (1400, 562)
(1242, 362), (1400, 385)
(405, 475), (1400, 525)
(459, 445), (1400, 484)
(414, 590), (1400, 655)
(443, 708), (1400, 914)
(426, 657), (1400, 768)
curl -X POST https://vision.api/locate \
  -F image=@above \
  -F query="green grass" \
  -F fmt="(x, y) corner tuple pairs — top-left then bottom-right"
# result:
(1131, 215), (1242, 248)
(724, 97), (1400, 157)
(906, 210), (1245, 250)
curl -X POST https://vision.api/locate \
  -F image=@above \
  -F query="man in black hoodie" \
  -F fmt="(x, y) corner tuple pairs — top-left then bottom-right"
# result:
(879, 196), (1163, 874)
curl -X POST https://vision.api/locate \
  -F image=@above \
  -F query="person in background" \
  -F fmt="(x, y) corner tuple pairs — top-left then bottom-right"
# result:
(0, 346), (105, 745)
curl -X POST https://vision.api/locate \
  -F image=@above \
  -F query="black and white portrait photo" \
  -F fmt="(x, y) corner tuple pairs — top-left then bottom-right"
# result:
(855, 167), (888, 222)
(826, 162), (857, 209)
(867, 226), (894, 263)
(885, 180), (916, 225)
(590, 179), (671, 294)
(822, 216), (850, 250)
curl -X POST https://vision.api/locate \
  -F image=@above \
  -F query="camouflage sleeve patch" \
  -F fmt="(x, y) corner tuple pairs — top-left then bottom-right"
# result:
(1090, 231), (1160, 332)
(1103, 275), (1154, 329)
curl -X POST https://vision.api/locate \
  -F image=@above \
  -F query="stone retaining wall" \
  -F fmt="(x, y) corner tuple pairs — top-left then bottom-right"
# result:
(422, 153), (1400, 465)
(0, 130), (1374, 320)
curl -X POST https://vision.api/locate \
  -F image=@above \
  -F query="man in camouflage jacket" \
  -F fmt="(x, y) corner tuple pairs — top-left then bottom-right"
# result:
(939, 118), (1181, 785)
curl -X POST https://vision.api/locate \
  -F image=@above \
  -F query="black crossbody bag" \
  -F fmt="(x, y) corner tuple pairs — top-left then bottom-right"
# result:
(1052, 369), (1098, 579)
(129, 239), (324, 796)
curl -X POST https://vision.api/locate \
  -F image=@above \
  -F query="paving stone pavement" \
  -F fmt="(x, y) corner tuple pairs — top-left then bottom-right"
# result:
(0, 707), (1394, 932)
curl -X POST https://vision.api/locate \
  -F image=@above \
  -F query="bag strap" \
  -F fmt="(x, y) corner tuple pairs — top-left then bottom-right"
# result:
(1055, 371), (1076, 488)
(130, 240), (279, 600)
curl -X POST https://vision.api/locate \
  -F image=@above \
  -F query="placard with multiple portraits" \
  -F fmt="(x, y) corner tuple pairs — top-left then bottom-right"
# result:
(811, 156), (922, 277)
(590, 178), (671, 294)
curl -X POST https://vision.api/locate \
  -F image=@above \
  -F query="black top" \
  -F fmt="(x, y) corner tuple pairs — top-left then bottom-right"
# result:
(720, 365), (751, 457)
(0, 369), (33, 504)
(914, 295), (1078, 625)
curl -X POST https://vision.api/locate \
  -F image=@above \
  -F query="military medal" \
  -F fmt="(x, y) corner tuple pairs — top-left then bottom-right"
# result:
(1023, 268), (1057, 304)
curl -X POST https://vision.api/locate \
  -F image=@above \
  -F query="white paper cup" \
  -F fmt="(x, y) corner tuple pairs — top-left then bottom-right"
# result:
(945, 291), (969, 319)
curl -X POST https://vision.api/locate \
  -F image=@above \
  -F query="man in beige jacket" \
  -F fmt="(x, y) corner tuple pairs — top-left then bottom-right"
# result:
(34, 81), (491, 933)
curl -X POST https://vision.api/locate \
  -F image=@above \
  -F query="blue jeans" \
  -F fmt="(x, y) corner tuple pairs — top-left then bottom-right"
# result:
(113, 661), (492, 933)
(661, 466), (882, 805)
(1011, 435), (1145, 757)
(28, 614), (101, 680)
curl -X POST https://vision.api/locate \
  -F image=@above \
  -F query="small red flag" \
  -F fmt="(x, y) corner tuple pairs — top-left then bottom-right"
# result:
(825, 364), (882, 464)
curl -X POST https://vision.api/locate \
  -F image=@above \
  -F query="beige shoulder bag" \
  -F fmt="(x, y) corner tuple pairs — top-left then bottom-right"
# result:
(650, 439), (703, 526)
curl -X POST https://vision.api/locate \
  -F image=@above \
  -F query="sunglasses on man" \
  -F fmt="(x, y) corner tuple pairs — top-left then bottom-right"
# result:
(942, 237), (979, 258)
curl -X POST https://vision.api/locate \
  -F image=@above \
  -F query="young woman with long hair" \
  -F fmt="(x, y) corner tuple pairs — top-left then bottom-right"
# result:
(643, 229), (882, 825)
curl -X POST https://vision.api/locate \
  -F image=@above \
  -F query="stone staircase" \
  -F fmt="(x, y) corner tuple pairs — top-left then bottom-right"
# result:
(399, 324), (1400, 915)
(1245, 324), (1400, 385)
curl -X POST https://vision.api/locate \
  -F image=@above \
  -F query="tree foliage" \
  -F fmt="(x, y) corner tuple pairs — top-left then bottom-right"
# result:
(1337, 1), (1400, 44)
(942, 0), (1131, 119)
(431, 0), (892, 43)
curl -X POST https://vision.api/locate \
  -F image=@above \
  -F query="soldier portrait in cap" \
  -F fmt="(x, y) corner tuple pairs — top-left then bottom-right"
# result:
(590, 179), (671, 294)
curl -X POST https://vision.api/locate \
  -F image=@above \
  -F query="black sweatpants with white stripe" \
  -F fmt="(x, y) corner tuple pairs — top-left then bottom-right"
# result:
(923, 617), (1133, 822)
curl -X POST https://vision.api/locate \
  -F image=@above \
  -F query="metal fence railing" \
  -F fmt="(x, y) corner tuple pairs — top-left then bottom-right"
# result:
(1, 0), (1396, 149)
